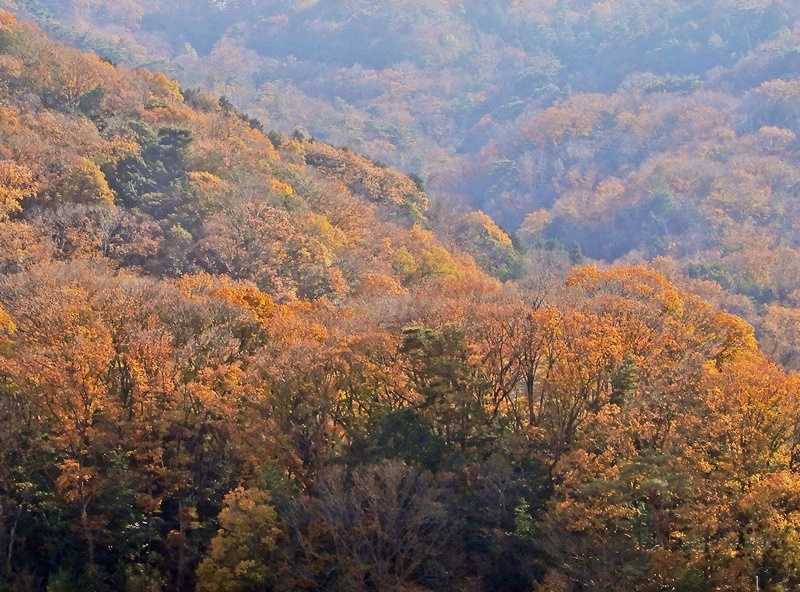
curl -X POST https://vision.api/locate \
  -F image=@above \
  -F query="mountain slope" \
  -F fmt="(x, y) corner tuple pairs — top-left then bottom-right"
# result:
(9, 0), (800, 367)
(0, 9), (488, 302)
(2, 10), (800, 592)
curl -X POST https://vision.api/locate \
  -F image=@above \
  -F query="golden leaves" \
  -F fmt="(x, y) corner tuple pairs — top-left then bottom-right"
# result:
(0, 10), (16, 28)
(270, 177), (295, 196)
(567, 264), (685, 316)
(709, 311), (758, 366)
(303, 141), (430, 218)
(146, 71), (184, 106)
(186, 170), (233, 215)
(196, 487), (279, 592)
(57, 158), (115, 205)
(521, 93), (621, 145)
(353, 272), (407, 299)
(0, 159), (37, 219)
(188, 170), (228, 194)
(461, 210), (513, 247)
(519, 208), (551, 241)
(56, 459), (98, 504)
(212, 279), (279, 327)
(178, 273), (328, 343)
(0, 304), (14, 335)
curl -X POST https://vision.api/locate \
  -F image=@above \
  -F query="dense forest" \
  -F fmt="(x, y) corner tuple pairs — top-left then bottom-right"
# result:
(8, 0), (800, 369)
(2, 3), (800, 592)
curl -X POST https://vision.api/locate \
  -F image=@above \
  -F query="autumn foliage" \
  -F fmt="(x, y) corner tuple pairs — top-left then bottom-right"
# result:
(0, 8), (800, 592)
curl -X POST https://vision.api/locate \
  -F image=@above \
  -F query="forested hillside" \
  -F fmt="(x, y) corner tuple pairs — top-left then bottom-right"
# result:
(8, 0), (800, 369)
(1, 9), (800, 592)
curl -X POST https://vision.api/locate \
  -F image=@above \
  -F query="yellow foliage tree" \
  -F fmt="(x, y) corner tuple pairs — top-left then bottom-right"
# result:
(519, 208), (552, 243)
(196, 487), (280, 592)
(58, 158), (115, 204)
(0, 160), (37, 219)
(0, 304), (14, 335)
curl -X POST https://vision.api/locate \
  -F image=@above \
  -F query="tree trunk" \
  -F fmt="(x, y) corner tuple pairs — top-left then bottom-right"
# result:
(81, 501), (96, 579)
